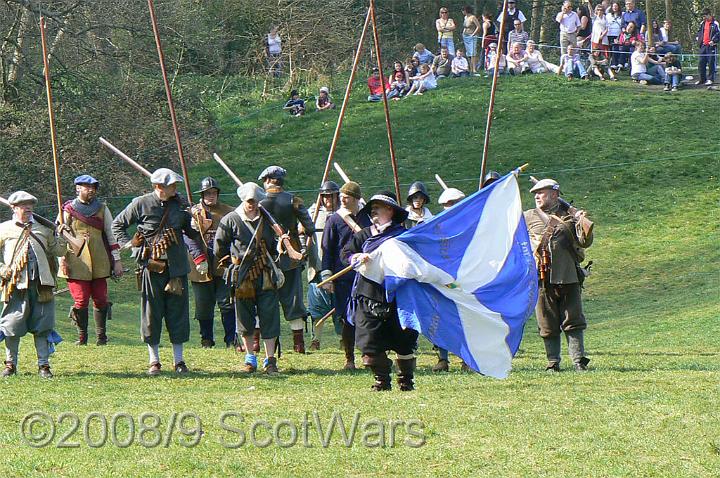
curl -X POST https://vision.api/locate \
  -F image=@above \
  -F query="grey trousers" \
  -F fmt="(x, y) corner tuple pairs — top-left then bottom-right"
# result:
(140, 268), (190, 345)
(544, 329), (586, 365)
(5, 332), (50, 367)
(278, 267), (307, 321)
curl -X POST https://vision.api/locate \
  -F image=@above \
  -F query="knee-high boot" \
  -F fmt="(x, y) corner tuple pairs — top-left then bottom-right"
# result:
(396, 357), (416, 391)
(363, 352), (392, 391)
(70, 307), (89, 345)
(341, 322), (356, 370)
(93, 303), (111, 346)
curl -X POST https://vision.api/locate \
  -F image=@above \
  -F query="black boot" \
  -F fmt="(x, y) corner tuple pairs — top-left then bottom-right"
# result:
(93, 303), (111, 346)
(70, 307), (89, 345)
(363, 353), (392, 391)
(396, 358), (416, 391)
(341, 322), (356, 370)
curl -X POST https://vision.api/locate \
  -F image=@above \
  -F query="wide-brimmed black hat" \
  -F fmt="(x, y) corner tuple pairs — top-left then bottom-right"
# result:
(360, 190), (408, 224)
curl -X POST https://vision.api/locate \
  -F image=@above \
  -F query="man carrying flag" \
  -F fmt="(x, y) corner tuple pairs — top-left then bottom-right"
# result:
(353, 172), (538, 379)
(342, 191), (418, 391)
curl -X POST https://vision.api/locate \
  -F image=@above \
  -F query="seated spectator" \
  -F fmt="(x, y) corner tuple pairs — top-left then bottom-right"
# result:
(615, 21), (644, 70)
(367, 67), (387, 102)
(283, 89), (305, 116)
(413, 43), (435, 65)
(386, 71), (408, 100)
(406, 64), (437, 96)
(405, 57), (420, 86)
(589, 48), (617, 80)
(432, 47), (454, 79)
(526, 41), (559, 73)
(451, 48), (470, 77)
(506, 41), (529, 75)
(315, 87), (335, 111)
(662, 52), (682, 91)
(655, 19), (682, 55)
(485, 42), (506, 76)
(630, 41), (663, 84)
(558, 45), (589, 80)
(388, 61), (408, 85)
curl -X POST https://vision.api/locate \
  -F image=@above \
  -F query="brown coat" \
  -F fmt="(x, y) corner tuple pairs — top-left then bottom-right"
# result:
(188, 201), (235, 283)
(524, 205), (593, 284)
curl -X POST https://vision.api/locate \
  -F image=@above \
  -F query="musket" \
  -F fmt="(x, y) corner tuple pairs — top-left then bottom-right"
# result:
(529, 175), (593, 237)
(213, 153), (243, 187)
(100, 137), (152, 177)
(316, 264), (353, 288)
(0, 196), (84, 256)
(333, 162), (351, 184)
(38, 17), (86, 257)
(258, 205), (303, 261)
(209, 154), (303, 261)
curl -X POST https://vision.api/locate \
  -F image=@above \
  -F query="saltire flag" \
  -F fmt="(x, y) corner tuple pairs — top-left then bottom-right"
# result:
(358, 173), (538, 378)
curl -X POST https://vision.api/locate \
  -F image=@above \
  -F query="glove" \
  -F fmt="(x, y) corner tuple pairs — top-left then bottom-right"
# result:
(196, 261), (209, 275)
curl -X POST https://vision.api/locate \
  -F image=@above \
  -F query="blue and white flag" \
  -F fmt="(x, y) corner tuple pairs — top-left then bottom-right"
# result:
(358, 173), (538, 378)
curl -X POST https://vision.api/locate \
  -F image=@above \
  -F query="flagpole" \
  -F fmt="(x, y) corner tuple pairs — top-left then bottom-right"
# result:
(479, 0), (509, 189)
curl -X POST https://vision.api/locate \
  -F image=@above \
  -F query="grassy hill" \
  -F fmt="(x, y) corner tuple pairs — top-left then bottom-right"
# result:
(2, 75), (719, 477)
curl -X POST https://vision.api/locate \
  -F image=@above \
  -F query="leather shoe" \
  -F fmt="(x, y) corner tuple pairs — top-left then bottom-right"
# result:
(174, 361), (189, 374)
(38, 365), (53, 379)
(2, 361), (16, 377)
(147, 362), (162, 376)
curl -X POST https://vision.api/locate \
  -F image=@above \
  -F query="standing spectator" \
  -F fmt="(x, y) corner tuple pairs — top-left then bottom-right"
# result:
(696, 8), (719, 86)
(367, 67), (387, 102)
(436, 7), (457, 55)
(616, 21), (644, 69)
(558, 45), (589, 79)
(621, 0), (646, 34)
(462, 5), (482, 73)
(406, 64), (437, 96)
(497, 1), (526, 53)
(413, 43), (435, 65)
(606, 2), (624, 68)
(556, 2), (582, 51)
(656, 19), (682, 55)
(630, 41), (663, 84)
(480, 12), (498, 71)
(526, 40), (559, 73)
(589, 1), (609, 57)
(662, 52), (682, 91)
(576, 4), (592, 54)
(507, 19), (530, 53)
(266, 25), (282, 77)
(506, 42), (529, 75)
(283, 90), (305, 116)
(432, 47), (454, 79)
(316, 87), (335, 111)
(452, 48), (471, 77)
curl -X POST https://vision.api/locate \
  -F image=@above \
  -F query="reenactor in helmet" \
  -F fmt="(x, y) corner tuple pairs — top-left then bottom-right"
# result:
(1, 191), (68, 378)
(483, 170), (501, 188)
(523, 179), (594, 372)
(258, 166), (315, 353)
(188, 177), (236, 349)
(112, 169), (208, 376)
(306, 180), (340, 350)
(404, 181), (433, 227)
(58, 175), (124, 346)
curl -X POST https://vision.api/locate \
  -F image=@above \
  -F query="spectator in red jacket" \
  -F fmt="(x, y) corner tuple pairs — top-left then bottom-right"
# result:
(367, 67), (387, 102)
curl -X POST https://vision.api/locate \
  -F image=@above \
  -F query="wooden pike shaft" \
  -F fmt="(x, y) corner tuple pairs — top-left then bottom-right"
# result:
(480, 0), (509, 189)
(369, 0), (402, 205)
(100, 137), (152, 178)
(39, 17), (64, 224)
(314, 307), (337, 329)
(333, 162), (351, 183)
(317, 264), (353, 288)
(312, 9), (372, 223)
(147, 0), (193, 204)
(213, 153), (243, 187)
(435, 174), (449, 191)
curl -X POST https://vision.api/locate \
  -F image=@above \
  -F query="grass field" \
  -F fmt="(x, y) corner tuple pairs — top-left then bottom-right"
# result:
(1, 73), (719, 477)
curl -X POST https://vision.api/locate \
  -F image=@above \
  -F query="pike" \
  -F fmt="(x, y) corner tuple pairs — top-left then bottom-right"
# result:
(99, 137), (151, 177)
(333, 162), (351, 184)
(0, 196), (84, 256)
(211, 153), (303, 261)
(435, 174), (450, 191)
(39, 17), (85, 257)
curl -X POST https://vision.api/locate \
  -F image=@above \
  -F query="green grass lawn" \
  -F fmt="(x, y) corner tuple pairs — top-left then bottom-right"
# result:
(1, 74), (719, 477)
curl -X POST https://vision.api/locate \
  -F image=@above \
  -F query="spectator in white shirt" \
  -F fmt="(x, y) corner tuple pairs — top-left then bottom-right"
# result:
(451, 48), (470, 77)
(556, 1), (582, 50)
(526, 40), (559, 73)
(506, 42), (529, 75)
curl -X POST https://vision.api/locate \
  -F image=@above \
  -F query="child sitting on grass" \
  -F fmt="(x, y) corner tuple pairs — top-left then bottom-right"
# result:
(451, 48), (470, 77)
(558, 45), (588, 80)
(283, 90), (305, 116)
(386, 71), (408, 100)
(662, 52), (682, 91)
(485, 43), (506, 77)
(406, 64), (437, 96)
(589, 48), (617, 80)
(316, 86), (335, 110)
